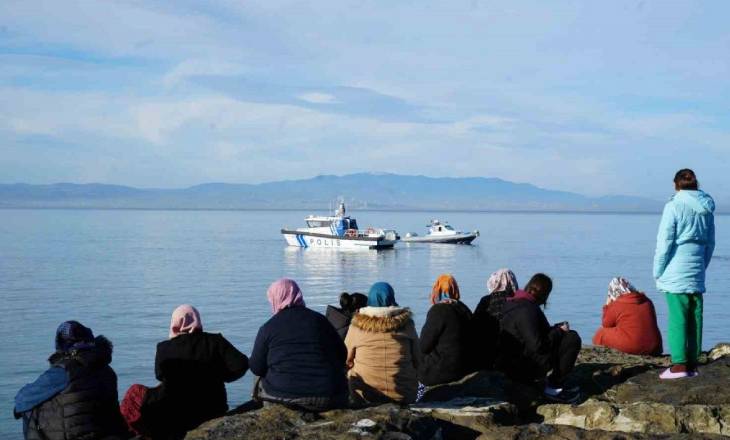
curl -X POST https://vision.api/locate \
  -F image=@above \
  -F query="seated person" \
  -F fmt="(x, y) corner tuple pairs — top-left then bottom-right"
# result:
(471, 268), (519, 369)
(14, 321), (128, 440)
(593, 277), (663, 356)
(250, 278), (348, 411)
(418, 274), (474, 386)
(495, 273), (582, 403)
(121, 305), (249, 439)
(326, 292), (368, 339)
(345, 282), (420, 404)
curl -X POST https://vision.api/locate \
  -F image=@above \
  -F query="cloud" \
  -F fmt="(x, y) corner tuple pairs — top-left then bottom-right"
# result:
(1, 0), (729, 200)
(297, 92), (338, 104)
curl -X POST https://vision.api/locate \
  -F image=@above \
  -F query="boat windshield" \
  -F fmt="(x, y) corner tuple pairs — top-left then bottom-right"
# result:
(347, 219), (359, 230)
(306, 220), (332, 227)
(444, 225), (454, 231)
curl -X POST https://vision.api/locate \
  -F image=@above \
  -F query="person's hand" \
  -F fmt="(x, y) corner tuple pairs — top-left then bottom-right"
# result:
(346, 360), (354, 369)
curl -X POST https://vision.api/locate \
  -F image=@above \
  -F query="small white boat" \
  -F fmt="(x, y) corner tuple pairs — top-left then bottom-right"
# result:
(281, 202), (399, 249)
(402, 219), (479, 244)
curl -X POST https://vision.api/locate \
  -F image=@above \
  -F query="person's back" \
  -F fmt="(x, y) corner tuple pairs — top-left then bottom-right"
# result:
(496, 296), (554, 377)
(654, 189), (715, 294)
(15, 322), (127, 440)
(419, 274), (473, 386)
(346, 306), (420, 403)
(419, 300), (473, 385)
(472, 269), (519, 370)
(493, 274), (582, 404)
(251, 305), (348, 400)
(345, 282), (420, 404)
(153, 331), (248, 428)
(593, 292), (662, 355)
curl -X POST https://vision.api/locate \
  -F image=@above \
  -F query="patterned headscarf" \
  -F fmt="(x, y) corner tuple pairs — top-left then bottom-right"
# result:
(487, 269), (518, 294)
(55, 320), (95, 352)
(430, 274), (460, 304)
(169, 304), (203, 339)
(267, 278), (306, 314)
(607, 277), (637, 303)
(368, 282), (398, 307)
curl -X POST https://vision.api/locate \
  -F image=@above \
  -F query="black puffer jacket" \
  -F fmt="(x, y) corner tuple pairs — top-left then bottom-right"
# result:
(471, 290), (512, 369)
(495, 298), (562, 380)
(418, 301), (474, 386)
(23, 336), (128, 440)
(325, 305), (353, 340)
(145, 332), (248, 438)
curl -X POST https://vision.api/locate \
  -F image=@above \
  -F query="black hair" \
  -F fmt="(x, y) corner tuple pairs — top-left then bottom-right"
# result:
(525, 273), (553, 306)
(340, 292), (367, 313)
(674, 168), (699, 190)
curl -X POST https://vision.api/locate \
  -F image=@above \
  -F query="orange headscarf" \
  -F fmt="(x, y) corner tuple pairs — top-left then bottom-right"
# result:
(430, 274), (460, 304)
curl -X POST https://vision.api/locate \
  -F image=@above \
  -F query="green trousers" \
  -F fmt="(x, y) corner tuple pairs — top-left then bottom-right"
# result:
(665, 293), (703, 365)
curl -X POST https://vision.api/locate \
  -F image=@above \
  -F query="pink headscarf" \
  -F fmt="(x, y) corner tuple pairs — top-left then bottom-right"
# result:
(169, 304), (203, 339)
(487, 268), (519, 294)
(267, 278), (306, 314)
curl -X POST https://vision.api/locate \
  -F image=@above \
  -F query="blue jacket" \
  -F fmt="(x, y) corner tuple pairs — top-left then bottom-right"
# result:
(250, 306), (348, 399)
(653, 190), (715, 294)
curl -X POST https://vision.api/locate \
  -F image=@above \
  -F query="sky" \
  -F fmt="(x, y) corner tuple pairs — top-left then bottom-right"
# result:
(0, 0), (728, 199)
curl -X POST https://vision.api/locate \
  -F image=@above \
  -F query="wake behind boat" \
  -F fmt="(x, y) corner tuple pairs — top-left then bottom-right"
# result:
(281, 202), (399, 249)
(402, 219), (479, 244)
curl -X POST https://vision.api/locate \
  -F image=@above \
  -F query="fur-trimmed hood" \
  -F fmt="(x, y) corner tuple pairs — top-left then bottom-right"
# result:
(351, 306), (413, 333)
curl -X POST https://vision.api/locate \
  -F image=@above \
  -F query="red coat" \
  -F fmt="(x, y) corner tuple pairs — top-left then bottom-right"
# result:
(592, 292), (663, 356)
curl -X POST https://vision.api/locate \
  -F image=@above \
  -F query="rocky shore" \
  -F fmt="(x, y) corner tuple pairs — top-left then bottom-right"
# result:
(185, 343), (730, 440)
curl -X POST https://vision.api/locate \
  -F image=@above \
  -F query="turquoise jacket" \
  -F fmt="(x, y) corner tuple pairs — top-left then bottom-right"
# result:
(653, 190), (715, 294)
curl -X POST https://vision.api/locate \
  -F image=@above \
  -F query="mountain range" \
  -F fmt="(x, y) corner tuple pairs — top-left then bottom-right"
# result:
(0, 173), (669, 212)
(0, 173), (663, 212)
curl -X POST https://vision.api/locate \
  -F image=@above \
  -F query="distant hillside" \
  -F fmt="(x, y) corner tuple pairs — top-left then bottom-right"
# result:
(0, 173), (665, 212)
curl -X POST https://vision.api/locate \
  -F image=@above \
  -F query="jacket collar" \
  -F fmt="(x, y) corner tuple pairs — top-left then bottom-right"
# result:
(351, 307), (412, 332)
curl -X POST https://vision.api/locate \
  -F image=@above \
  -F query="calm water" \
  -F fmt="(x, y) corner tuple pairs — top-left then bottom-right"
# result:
(0, 209), (727, 438)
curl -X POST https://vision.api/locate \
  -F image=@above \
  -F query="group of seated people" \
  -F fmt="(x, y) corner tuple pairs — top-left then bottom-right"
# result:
(13, 270), (663, 440)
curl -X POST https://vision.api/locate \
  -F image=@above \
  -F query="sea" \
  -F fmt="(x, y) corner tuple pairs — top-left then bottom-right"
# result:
(0, 208), (727, 439)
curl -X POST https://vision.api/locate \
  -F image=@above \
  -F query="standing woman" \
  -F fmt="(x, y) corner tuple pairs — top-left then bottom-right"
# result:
(418, 274), (474, 386)
(654, 169), (715, 379)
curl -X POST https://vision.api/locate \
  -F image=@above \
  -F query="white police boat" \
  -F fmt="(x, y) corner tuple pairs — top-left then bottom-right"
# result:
(402, 219), (479, 244)
(281, 202), (399, 249)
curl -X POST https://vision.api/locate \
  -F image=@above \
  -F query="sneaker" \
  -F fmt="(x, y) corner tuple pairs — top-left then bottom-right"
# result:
(659, 367), (689, 380)
(543, 386), (581, 404)
(688, 369), (700, 377)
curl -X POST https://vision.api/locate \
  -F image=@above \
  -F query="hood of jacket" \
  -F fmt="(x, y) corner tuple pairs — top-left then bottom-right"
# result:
(613, 292), (649, 305)
(673, 190), (715, 214)
(351, 306), (412, 332)
(49, 335), (113, 369)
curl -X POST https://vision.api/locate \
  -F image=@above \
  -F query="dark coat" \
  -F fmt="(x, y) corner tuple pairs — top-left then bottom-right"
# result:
(495, 298), (562, 380)
(471, 291), (512, 369)
(325, 305), (353, 340)
(15, 336), (129, 440)
(250, 306), (348, 400)
(146, 332), (248, 438)
(418, 301), (474, 386)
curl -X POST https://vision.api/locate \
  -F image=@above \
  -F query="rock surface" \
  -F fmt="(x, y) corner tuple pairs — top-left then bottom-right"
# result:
(539, 356), (730, 436)
(185, 344), (730, 440)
